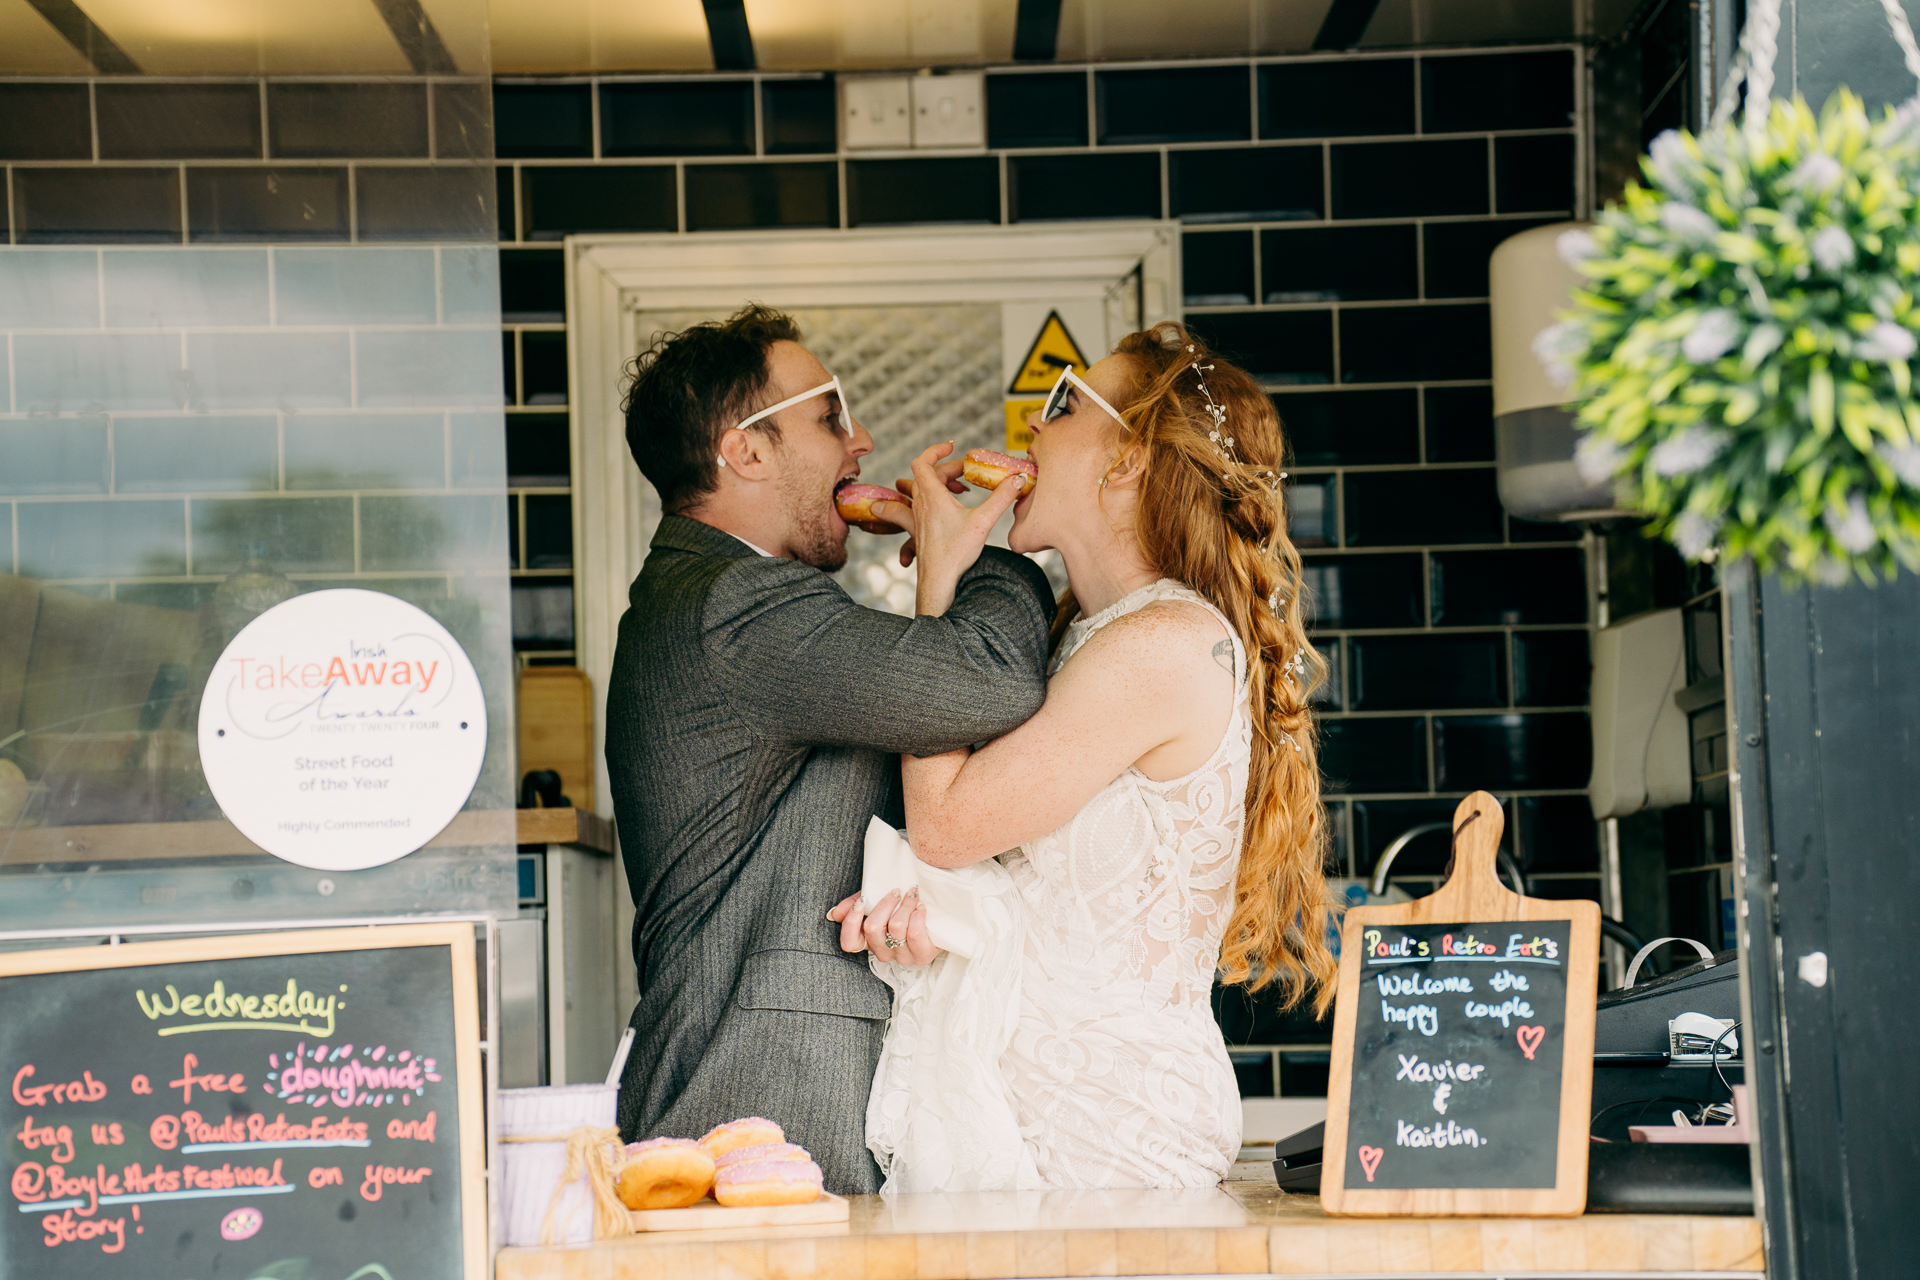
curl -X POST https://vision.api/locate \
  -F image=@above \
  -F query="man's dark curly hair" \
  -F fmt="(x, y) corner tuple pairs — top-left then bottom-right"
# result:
(620, 304), (802, 513)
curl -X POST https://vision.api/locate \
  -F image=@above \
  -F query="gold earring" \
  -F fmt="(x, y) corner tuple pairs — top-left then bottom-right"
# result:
(1098, 476), (1107, 489)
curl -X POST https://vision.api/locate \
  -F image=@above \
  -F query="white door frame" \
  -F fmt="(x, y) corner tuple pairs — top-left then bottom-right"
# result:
(563, 221), (1180, 820)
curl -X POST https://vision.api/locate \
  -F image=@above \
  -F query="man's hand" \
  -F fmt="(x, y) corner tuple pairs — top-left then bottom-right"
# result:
(828, 888), (939, 965)
(906, 443), (1025, 614)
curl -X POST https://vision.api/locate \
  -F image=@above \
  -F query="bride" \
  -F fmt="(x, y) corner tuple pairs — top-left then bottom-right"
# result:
(828, 322), (1335, 1190)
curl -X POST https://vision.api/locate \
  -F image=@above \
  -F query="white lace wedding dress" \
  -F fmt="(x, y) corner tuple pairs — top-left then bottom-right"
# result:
(866, 579), (1248, 1191)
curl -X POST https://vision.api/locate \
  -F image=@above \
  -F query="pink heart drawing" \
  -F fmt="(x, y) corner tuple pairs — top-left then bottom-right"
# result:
(1517, 1024), (1546, 1060)
(1358, 1145), (1385, 1182)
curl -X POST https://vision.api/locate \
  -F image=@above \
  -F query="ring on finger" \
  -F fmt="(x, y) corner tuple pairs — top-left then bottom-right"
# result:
(883, 934), (903, 949)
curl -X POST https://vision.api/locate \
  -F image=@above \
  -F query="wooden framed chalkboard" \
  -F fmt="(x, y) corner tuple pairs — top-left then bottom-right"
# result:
(1322, 791), (1600, 1216)
(0, 923), (484, 1280)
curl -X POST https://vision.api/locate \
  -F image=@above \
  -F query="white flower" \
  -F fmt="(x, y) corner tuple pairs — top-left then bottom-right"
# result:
(1556, 228), (1598, 269)
(1786, 152), (1845, 194)
(1878, 442), (1920, 488)
(1856, 321), (1918, 361)
(1646, 130), (1696, 193)
(1810, 224), (1856, 271)
(1650, 425), (1732, 477)
(1532, 320), (1584, 388)
(1573, 433), (1628, 485)
(1824, 494), (1876, 554)
(1681, 309), (1741, 364)
(1662, 202), (1719, 245)
(1671, 510), (1722, 559)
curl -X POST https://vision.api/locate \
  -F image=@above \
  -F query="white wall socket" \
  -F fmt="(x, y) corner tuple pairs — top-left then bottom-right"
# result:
(842, 76), (913, 150)
(911, 72), (984, 149)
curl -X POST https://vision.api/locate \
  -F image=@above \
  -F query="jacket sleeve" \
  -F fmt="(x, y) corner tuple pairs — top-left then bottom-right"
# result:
(701, 547), (1055, 755)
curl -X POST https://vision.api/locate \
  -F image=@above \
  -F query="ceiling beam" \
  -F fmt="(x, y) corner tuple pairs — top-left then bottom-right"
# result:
(24, 0), (139, 73)
(1012, 0), (1064, 60)
(1312, 0), (1385, 48)
(369, 0), (458, 73)
(701, 0), (756, 72)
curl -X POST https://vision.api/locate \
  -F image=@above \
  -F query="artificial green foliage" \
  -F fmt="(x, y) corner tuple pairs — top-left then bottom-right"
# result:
(1548, 90), (1920, 584)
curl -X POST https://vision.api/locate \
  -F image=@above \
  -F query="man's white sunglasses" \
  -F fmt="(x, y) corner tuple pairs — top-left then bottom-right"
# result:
(718, 376), (853, 468)
(1041, 366), (1126, 430)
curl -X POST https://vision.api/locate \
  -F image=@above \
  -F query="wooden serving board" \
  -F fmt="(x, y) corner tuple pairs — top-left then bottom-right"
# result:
(1321, 791), (1601, 1217)
(627, 1192), (850, 1233)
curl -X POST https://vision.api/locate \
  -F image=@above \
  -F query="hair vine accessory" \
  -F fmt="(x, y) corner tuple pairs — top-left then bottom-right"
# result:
(1186, 346), (1238, 468)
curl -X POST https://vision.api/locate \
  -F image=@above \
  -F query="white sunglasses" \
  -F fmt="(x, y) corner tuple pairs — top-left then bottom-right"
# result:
(1040, 366), (1127, 430)
(718, 376), (853, 468)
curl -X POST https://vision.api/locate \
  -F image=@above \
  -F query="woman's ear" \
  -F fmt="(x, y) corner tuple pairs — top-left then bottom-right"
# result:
(1103, 444), (1147, 491)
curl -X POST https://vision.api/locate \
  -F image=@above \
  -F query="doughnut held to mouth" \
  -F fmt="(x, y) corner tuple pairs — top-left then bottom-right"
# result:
(835, 483), (909, 533)
(962, 449), (1036, 493)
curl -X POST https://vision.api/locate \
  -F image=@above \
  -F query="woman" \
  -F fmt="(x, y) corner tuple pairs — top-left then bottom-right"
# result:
(830, 322), (1335, 1190)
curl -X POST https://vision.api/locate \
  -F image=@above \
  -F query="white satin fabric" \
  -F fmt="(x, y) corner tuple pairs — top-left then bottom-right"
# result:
(865, 580), (1248, 1191)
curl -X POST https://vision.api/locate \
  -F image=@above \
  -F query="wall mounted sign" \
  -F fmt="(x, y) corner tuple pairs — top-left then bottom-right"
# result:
(197, 589), (487, 871)
(1006, 309), (1090, 394)
(1321, 791), (1600, 1216)
(0, 923), (485, 1280)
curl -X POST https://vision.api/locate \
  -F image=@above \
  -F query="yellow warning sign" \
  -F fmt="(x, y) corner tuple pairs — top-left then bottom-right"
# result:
(1004, 399), (1043, 452)
(1008, 311), (1090, 395)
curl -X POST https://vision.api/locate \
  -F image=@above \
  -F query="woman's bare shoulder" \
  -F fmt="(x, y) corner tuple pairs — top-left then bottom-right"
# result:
(1068, 598), (1232, 683)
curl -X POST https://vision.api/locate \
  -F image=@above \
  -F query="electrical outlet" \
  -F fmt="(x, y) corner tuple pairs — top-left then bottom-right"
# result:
(911, 72), (984, 149)
(842, 76), (913, 150)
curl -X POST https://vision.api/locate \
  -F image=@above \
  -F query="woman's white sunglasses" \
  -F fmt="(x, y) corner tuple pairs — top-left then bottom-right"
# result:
(1041, 366), (1126, 430)
(718, 376), (853, 468)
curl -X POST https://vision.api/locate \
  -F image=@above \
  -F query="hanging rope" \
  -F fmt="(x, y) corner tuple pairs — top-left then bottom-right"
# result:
(1713, 0), (1920, 132)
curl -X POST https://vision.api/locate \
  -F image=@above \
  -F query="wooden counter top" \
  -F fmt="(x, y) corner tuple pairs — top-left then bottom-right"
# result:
(0, 807), (614, 865)
(494, 1165), (1764, 1280)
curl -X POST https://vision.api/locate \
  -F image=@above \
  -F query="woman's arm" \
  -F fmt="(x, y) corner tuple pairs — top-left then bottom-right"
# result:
(903, 600), (1237, 867)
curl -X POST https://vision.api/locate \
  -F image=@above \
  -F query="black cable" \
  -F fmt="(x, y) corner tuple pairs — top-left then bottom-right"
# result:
(1590, 1095), (1709, 1139)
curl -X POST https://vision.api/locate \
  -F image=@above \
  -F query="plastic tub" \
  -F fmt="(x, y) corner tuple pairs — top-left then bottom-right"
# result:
(498, 1083), (619, 1246)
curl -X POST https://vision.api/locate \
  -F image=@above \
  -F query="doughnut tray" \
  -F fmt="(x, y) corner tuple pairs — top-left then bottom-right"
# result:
(627, 1192), (850, 1233)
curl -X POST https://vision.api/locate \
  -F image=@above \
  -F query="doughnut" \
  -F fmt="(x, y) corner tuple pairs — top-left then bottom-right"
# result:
(698, 1116), (785, 1161)
(713, 1156), (824, 1207)
(716, 1141), (811, 1169)
(834, 483), (908, 532)
(962, 449), (1036, 494)
(614, 1137), (715, 1211)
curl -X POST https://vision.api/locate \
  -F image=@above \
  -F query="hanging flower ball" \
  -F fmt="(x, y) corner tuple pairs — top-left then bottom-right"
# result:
(1552, 91), (1920, 584)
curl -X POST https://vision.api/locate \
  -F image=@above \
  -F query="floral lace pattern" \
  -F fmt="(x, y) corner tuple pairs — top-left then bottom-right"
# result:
(867, 580), (1248, 1190)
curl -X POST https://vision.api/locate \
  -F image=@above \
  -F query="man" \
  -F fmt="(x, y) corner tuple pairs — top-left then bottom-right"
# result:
(606, 305), (1054, 1193)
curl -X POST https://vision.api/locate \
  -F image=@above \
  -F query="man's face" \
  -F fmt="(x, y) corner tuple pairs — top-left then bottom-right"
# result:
(758, 340), (874, 572)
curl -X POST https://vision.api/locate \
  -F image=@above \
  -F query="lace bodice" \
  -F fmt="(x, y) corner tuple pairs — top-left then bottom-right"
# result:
(1010, 579), (1251, 1010)
(866, 579), (1249, 1191)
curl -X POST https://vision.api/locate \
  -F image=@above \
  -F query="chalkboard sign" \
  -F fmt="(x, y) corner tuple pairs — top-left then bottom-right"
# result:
(1, 923), (484, 1280)
(1322, 792), (1599, 1216)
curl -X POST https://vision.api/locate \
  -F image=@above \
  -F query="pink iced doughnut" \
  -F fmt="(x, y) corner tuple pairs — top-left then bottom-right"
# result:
(715, 1141), (811, 1168)
(697, 1116), (784, 1161)
(962, 449), (1036, 493)
(713, 1156), (824, 1207)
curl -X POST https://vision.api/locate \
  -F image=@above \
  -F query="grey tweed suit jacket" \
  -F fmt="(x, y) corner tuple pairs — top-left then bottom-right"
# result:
(607, 515), (1055, 1193)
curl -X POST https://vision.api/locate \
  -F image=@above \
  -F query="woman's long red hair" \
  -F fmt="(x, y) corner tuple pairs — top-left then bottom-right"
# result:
(1071, 323), (1337, 1014)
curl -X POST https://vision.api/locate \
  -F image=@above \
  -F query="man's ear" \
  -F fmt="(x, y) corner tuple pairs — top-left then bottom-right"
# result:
(717, 427), (774, 478)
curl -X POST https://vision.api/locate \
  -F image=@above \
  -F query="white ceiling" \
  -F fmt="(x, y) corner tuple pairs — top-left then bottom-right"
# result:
(0, 0), (1581, 78)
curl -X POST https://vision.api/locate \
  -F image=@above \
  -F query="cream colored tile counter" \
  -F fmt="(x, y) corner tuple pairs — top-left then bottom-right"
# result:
(494, 1166), (1764, 1280)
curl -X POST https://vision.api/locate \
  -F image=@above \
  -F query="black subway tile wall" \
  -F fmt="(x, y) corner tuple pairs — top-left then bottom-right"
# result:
(266, 83), (430, 159)
(186, 168), (350, 241)
(0, 84), (93, 160)
(1096, 67), (1251, 144)
(601, 82), (755, 156)
(95, 83), (263, 160)
(468, 49), (1590, 878)
(848, 158), (999, 226)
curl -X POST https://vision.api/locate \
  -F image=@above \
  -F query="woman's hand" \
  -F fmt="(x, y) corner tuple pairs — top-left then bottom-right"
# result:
(905, 442), (1026, 615)
(827, 889), (939, 965)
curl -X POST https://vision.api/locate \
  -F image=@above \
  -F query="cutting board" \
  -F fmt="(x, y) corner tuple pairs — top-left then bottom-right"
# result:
(627, 1192), (850, 1232)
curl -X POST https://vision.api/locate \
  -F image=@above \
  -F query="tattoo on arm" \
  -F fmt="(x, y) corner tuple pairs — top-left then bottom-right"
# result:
(1212, 638), (1234, 675)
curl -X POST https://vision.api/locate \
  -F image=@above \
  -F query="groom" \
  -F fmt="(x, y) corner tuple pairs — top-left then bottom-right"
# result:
(605, 305), (1054, 1193)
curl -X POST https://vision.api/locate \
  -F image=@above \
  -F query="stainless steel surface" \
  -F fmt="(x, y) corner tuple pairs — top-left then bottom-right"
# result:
(496, 915), (549, 1088)
(547, 844), (619, 1083)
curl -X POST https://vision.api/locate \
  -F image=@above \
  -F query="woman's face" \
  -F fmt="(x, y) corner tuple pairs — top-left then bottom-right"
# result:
(1008, 354), (1134, 556)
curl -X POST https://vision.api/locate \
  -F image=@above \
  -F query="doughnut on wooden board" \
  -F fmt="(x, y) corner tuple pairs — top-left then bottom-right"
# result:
(627, 1192), (850, 1232)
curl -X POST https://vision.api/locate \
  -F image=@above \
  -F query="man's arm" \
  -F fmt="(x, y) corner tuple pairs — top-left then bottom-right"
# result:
(703, 547), (1054, 755)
